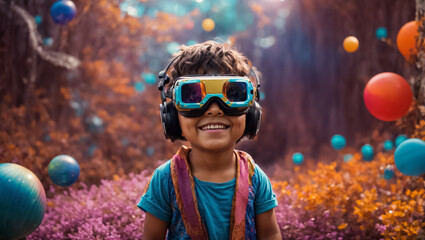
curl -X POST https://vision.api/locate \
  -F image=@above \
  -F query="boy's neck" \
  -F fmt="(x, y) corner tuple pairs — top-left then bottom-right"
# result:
(188, 146), (236, 183)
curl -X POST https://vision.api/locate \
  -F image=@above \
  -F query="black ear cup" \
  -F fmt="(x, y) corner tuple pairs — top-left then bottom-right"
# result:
(243, 101), (262, 139)
(160, 101), (185, 142)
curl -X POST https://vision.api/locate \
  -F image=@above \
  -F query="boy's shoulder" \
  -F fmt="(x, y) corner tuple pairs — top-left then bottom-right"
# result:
(236, 149), (270, 182)
(236, 149), (258, 169)
(153, 159), (172, 175)
(239, 152), (270, 181)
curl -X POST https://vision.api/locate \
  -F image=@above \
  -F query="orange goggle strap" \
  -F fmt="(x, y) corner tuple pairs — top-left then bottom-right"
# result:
(170, 146), (255, 240)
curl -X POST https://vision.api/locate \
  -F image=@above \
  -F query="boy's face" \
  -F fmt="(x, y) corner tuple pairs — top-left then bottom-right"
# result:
(178, 102), (246, 152)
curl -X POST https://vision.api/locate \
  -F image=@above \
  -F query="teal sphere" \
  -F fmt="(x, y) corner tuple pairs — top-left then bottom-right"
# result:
(394, 138), (425, 176)
(34, 15), (42, 25)
(331, 134), (346, 150)
(43, 38), (53, 46)
(134, 81), (145, 93)
(384, 165), (395, 180)
(383, 140), (394, 151)
(186, 40), (198, 46)
(361, 144), (374, 161)
(166, 42), (180, 55)
(376, 27), (388, 40)
(142, 73), (156, 85)
(343, 154), (353, 162)
(292, 152), (304, 165)
(48, 155), (80, 187)
(0, 163), (46, 240)
(395, 134), (408, 147)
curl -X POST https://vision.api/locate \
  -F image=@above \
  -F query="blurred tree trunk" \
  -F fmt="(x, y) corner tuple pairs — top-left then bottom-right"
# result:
(401, 0), (425, 136)
(416, 0), (425, 113)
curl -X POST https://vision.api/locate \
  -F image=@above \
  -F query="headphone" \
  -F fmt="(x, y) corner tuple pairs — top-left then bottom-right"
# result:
(158, 56), (262, 142)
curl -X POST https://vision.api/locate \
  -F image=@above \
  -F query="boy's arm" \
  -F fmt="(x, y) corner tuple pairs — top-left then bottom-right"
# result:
(143, 212), (168, 240)
(255, 208), (281, 240)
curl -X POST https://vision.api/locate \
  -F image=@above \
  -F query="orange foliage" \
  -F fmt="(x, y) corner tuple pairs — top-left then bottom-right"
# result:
(0, 0), (189, 190)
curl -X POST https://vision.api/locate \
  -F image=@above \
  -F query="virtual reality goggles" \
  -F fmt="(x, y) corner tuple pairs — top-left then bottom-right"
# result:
(171, 76), (256, 117)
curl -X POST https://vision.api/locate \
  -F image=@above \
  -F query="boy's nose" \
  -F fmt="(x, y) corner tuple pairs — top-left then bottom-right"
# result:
(204, 102), (224, 116)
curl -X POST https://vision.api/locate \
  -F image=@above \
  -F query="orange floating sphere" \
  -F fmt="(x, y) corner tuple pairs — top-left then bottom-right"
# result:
(202, 18), (215, 32)
(343, 36), (359, 53)
(363, 72), (412, 121)
(397, 21), (419, 60)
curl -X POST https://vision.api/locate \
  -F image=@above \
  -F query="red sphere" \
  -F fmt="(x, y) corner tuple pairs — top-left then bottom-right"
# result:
(363, 72), (412, 121)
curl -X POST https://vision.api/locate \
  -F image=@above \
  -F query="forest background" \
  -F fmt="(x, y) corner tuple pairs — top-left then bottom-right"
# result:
(3, 0), (425, 239)
(0, 0), (420, 192)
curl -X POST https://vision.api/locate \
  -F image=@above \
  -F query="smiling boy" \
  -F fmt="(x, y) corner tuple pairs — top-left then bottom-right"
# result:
(138, 41), (281, 240)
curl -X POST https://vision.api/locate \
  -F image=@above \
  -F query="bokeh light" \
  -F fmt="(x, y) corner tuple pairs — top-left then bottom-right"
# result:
(361, 144), (374, 161)
(292, 152), (304, 165)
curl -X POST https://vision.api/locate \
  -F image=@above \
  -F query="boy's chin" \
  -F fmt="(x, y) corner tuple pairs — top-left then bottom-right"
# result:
(191, 139), (236, 152)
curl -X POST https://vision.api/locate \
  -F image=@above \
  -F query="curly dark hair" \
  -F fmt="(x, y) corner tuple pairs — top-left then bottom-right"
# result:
(168, 41), (252, 84)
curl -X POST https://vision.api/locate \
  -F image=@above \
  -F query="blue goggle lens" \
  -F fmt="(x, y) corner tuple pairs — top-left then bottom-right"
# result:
(224, 82), (247, 102)
(181, 83), (204, 103)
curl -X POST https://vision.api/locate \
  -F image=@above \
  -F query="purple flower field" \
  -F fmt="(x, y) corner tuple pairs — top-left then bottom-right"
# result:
(28, 171), (150, 240)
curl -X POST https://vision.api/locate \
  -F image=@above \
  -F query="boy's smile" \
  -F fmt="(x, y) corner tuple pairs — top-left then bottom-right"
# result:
(178, 102), (246, 152)
(198, 122), (229, 132)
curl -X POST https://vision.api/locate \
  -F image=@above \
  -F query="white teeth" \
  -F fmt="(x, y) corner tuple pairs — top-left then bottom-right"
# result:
(201, 124), (227, 130)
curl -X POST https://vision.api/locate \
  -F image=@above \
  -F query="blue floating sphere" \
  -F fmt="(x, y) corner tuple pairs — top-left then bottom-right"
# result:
(0, 163), (46, 239)
(167, 42), (180, 55)
(384, 165), (395, 180)
(134, 81), (145, 93)
(343, 154), (353, 162)
(331, 134), (346, 150)
(48, 155), (80, 187)
(146, 146), (155, 156)
(383, 140), (394, 151)
(395, 134), (408, 147)
(142, 73), (156, 85)
(292, 152), (304, 165)
(394, 138), (425, 176)
(361, 144), (374, 161)
(376, 27), (388, 40)
(50, 0), (77, 25)
(43, 38), (53, 46)
(186, 40), (198, 46)
(34, 15), (42, 25)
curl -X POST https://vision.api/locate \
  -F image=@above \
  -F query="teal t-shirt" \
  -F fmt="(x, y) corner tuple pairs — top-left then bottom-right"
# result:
(138, 160), (278, 239)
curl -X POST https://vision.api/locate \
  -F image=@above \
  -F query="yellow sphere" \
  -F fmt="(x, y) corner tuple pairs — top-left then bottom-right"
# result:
(202, 18), (215, 32)
(343, 36), (359, 53)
